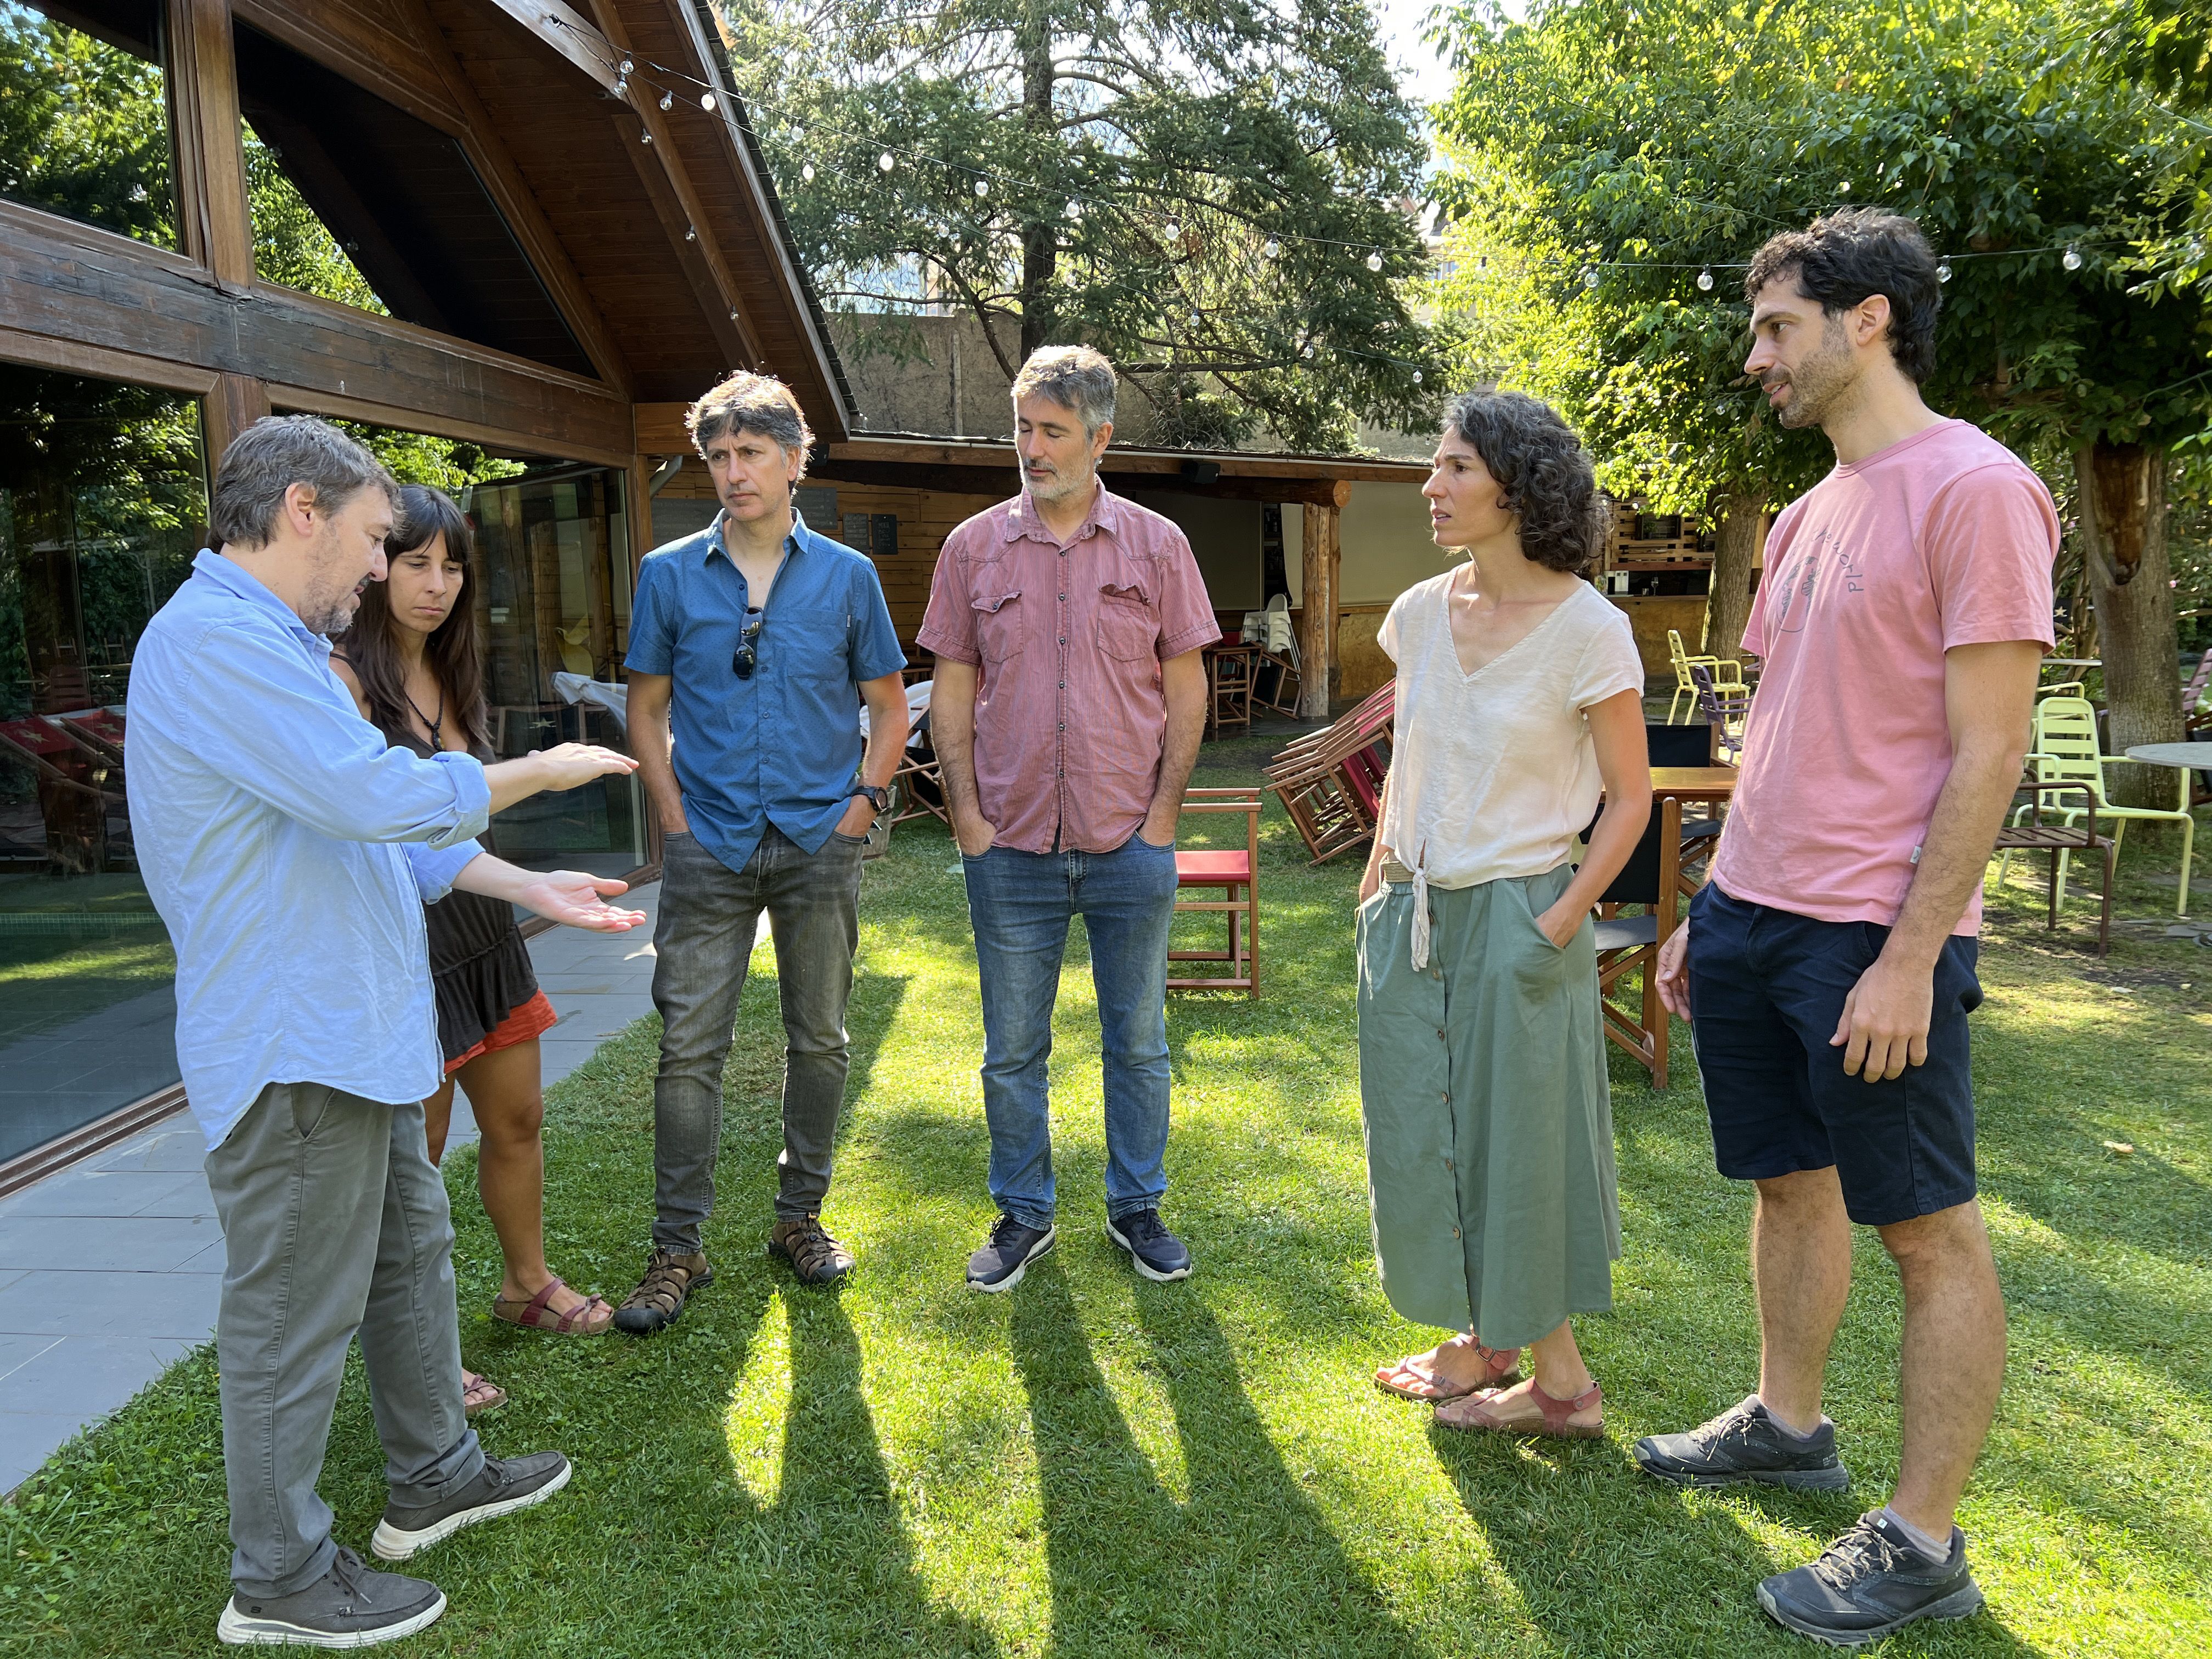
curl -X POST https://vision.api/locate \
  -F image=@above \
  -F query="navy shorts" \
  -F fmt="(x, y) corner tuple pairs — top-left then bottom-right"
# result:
(1686, 883), (1983, 1227)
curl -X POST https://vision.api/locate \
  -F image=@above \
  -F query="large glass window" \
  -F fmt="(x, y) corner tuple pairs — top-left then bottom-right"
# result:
(0, 0), (176, 250)
(233, 21), (597, 379)
(0, 361), (201, 1164)
(469, 465), (642, 878)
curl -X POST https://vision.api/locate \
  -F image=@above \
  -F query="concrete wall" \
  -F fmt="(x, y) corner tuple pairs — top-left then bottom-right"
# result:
(827, 314), (1170, 445)
(1121, 489), (1262, 612)
(1339, 479), (1454, 605)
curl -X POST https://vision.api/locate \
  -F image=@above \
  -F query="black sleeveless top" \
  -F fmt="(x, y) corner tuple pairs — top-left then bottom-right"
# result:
(388, 726), (541, 1064)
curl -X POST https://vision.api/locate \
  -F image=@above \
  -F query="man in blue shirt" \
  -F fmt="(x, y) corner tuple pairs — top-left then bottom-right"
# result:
(618, 373), (906, 1324)
(127, 416), (644, 1649)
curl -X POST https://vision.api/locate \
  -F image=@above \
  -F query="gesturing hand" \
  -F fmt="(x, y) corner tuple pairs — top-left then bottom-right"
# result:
(516, 871), (647, 933)
(533, 743), (639, 792)
(1831, 950), (1933, 1081)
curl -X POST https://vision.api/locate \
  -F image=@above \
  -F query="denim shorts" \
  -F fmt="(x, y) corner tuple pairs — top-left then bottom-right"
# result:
(1686, 883), (1983, 1227)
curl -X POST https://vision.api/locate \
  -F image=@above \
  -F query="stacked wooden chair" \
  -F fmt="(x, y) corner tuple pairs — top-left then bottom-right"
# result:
(1263, 684), (1396, 865)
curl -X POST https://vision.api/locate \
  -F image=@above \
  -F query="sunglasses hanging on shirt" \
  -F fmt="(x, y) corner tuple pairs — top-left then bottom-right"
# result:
(732, 612), (764, 681)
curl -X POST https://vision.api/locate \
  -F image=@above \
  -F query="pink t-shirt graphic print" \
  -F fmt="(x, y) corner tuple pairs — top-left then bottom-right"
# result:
(1708, 420), (2058, 936)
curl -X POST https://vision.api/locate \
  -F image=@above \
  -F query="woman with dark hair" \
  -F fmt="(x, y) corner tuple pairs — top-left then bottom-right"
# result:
(335, 484), (618, 1414)
(1361, 391), (1649, 1438)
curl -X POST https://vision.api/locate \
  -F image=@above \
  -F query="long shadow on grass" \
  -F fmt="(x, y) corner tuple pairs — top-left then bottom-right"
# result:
(1009, 1266), (1419, 1658)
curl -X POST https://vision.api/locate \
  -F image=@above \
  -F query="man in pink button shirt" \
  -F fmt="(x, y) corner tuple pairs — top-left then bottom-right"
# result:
(919, 345), (1215, 1293)
(1640, 211), (2056, 1645)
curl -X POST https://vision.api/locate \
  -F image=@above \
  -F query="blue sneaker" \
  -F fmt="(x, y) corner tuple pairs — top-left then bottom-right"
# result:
(1105, 1209), (1191, 1282)
(967, 1214), (1056, 1292)
(1758, 1512), (1983, 1646)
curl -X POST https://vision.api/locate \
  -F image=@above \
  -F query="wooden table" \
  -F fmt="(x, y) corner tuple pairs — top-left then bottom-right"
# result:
(1649, 766), (1739, 805)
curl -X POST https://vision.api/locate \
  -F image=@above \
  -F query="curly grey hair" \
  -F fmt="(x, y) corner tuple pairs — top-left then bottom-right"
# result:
(1441, 391), (1605, 574)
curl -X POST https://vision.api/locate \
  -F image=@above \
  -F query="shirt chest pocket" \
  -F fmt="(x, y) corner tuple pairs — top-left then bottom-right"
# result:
(1094, 583), (1158, 663)
(972, 576), (1025, 664)
(771, 607), (853, 684)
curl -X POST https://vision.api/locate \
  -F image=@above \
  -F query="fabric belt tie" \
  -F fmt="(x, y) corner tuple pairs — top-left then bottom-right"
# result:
(1383, 847), (1432, 970)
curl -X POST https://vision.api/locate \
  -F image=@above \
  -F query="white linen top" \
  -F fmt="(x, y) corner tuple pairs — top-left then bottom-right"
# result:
(1379, 572), (1644, 938)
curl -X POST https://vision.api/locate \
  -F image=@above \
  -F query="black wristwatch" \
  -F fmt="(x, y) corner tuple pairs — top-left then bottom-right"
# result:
(854, 783), (890, 816)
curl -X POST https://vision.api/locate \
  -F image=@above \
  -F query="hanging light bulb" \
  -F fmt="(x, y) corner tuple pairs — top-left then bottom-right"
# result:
(974, 177), (989, 198)
(1412, 369), (1423, 384)
(658, 90), (674, 111)
(701, 92), (718, 111)
(801, 162), (814, 182)
(1936, 261), (1953, 283)
(1365, 251), (1384, 272)
(1262, 239), (1280, 259)
(878, 151), (895, 172)
(1190, 311), (1201, 325)
(1582, 266), (1599, 289)
(1301, 342), (1315, 360)
(618, 58), (634, 75)
(729, 307), (740, 321)
(641, 130), (653, 146)
(613, 74), (629, 96)
(1066, 199), (1082, 219)
(1697, 267), (1715, 291)
(685, 225), (697, 241)
(1165, 219), (1182, 241)
(2063, 244), (2083, 271)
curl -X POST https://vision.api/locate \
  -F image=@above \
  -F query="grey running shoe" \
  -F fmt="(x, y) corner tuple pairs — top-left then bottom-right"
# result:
(1105, 1208), (1192, 1282)
(216, 1547), (444, 1647)
(1759, 1512), (1983, 1646)
(1633, 1395), (1850, 1491)
(370, 1451), (571, 1561)
(967, 1215), (1056, 1292)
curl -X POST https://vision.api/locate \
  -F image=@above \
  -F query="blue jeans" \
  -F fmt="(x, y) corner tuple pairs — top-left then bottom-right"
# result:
(962, 833), (1180, 1230)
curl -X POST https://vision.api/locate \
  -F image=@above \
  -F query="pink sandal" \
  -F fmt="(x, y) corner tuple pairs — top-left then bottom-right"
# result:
(1435, 1379), (1604, 1438)
(493, 1277), (614, 1335)
(1373, 1341), (1521, 1402)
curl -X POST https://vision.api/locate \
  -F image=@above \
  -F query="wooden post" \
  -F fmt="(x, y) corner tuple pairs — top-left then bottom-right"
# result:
(201, 373), (271, 476)
(168, 0), (254, 288)
(1298, 495), (1342, 719)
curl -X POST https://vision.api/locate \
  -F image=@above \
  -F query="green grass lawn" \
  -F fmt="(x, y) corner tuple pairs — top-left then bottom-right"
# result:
(3, 733), (2208, 1657)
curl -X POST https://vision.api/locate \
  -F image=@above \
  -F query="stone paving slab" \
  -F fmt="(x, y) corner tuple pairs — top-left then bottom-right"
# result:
(0, 884), (663, 1494)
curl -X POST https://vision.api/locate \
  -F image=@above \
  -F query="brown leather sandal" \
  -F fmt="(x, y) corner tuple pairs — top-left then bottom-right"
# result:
(461, 1369), (506, 1417)
(1374, 1341), (1521, 1401)
(492, 1277), (614, 1335)
(1435, 1379), (1604, 1438)
(768, 1215), (855, 1287)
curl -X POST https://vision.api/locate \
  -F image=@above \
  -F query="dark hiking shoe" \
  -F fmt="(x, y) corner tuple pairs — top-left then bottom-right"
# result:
(769, 1214), (855, 1286)
(1105, 1209), (1192, 1283)
(612, 1248), (713, 1335)
(370, 1452), (571, 1562)
(217, 1547), (444, 1647)
(1758, 1512), (1983, 1646)
(1634, 1395), (1851, 1491)
(966, 1214), (1056, 1292)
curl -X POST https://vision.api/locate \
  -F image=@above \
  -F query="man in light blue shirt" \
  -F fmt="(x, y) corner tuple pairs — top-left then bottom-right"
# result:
(617, 373), (906, 1323)
(127, 416), (642, 1649)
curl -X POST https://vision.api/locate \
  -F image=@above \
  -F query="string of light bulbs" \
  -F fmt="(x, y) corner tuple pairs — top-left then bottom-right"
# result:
(540, 13), (2128, 382)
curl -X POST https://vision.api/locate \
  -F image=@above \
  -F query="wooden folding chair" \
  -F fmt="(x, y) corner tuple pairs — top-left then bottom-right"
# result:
(1205, 646), (1254, 737)
(1989, 775), (2113, 956)
(1589, 794), (1682, 1089)
(1167, 787), (1263, 996)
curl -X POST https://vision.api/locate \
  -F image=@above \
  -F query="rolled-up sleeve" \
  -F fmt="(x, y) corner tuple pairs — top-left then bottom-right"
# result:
(1154, 537), (1218, 659)
(407, 838), (483, 902)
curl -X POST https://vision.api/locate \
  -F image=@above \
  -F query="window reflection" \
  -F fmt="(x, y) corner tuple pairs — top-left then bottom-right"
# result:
(0, 361), (200, 1164)
(0, 0), (176, 249)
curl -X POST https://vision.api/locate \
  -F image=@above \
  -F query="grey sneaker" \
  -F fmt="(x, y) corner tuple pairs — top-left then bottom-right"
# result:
(1759, 1512), (1983, 1646)
(370, 1451), (571, 1561)
(1633, 1395), (1850, 1491)
(966, 1215), (1056, 1292)
(217, 1547), (444, 1647)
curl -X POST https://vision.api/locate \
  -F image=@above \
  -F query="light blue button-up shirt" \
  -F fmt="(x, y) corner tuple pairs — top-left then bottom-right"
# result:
(126, 551), (490, 1148)
(625, 510), (904, 874)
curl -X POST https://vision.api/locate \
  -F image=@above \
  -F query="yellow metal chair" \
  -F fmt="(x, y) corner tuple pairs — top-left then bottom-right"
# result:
(1666, 628), (1747, 724)
(2000, 696), (2196, 916)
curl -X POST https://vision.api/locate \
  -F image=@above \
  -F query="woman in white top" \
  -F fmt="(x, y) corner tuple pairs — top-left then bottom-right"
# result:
(1360, 391), (1650, 1438)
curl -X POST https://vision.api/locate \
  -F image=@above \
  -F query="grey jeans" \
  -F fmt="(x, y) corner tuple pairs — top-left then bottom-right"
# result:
(204, 1082), (483, 1598)
(650, 824), (865, 1251)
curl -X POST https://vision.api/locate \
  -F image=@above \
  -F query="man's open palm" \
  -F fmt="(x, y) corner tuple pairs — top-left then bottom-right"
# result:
(517, 871), (646, 932)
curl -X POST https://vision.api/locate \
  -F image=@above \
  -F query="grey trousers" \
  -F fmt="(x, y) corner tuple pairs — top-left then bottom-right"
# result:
(650, 825), (865, 1251)
(204, 1082), (484, 1598)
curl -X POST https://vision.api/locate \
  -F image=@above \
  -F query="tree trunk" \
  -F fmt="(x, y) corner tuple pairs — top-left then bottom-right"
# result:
(1705, 489), (1762, 662)
(1017, 7), (1054, 362)
(2076, 443), (2183, 809)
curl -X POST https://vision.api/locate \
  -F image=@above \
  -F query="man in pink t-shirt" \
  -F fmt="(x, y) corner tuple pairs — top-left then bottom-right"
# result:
(1640, 212), (2055, 1645)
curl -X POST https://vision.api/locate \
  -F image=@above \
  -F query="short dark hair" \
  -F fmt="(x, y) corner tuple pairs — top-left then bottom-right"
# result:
(1441, 390), (1605, 574)
(687, 372), (813, 475)
(1743, 209), (1943, 382)
(210, 415), (396, 549)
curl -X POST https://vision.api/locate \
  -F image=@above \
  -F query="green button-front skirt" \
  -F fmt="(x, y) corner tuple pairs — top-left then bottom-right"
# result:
(1355, 862), (1621, 1349)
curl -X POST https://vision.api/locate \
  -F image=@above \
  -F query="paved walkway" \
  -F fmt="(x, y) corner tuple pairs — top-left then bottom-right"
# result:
(0, 884), (663, 1495)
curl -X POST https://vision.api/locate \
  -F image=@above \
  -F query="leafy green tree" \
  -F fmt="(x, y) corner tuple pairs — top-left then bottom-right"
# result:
(1431, 0), (2210, 792)
(715, 0), (1438, 449)
(0, 3), (174, 246)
